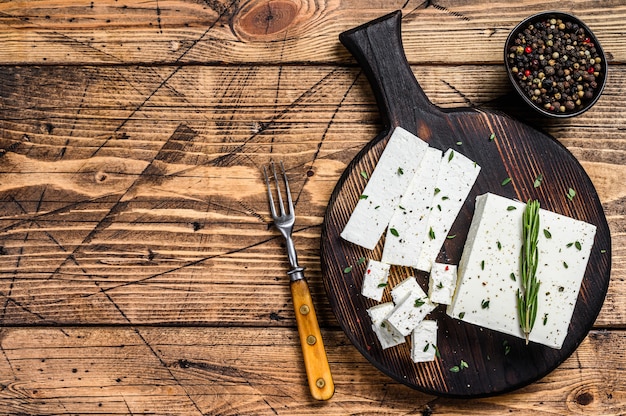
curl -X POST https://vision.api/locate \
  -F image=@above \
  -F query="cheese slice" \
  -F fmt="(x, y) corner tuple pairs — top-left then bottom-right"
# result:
(447, 192), (597, 349)
(410, 320), (438, 363)
(428, 263), (457, 305)
(415, 149), (481, 272)
(340, 127), (429, 250)
(361, 259), (391, 301)
(381, 147), (443, 266)
(391, 276), (427, 305)
(367, 302), (405, 349)
(385, 285), (436, 337)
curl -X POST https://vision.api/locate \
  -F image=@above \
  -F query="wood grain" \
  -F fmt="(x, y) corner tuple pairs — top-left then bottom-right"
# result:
(0, 0), (624, 412)
(0, 64), (624, 327)
(0, 0), (625, 65)
(0, 327), (624, 415)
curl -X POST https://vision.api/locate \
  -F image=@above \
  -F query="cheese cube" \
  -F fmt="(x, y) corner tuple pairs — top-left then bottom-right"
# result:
(410, 320), (438, 362)
(367, 302), (405, 349)
(385, 289), (436, 337)
(446, 192), (597, 349)
(361, 259), (391, 301)
(428, 263), (457, 305)
(340, 127), (429, 250)
(381, 147), (443, 266)
(415, 149), (481, 272)
(391, 276), (427, 305)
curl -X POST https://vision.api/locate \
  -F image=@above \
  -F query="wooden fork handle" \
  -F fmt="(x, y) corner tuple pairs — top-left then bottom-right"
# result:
(290, 278), (335, 400)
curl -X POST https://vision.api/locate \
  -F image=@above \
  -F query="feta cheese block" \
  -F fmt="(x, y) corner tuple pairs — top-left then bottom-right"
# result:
(446, 192), (597, 349)
(415, 149), (481, 272)
(361, 259), (391, 301)
(410, 320), (438, 363)
(340, 127), (429, 250)
(367, 302), (405, 349)
(391, 276), (428, 305)
(428, 263), (457, 305)
(381, 147), (443, 266)
(385, 285), (436, 337)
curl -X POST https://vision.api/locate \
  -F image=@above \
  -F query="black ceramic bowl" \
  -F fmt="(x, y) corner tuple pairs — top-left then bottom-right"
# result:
(504, 11), (607, 118)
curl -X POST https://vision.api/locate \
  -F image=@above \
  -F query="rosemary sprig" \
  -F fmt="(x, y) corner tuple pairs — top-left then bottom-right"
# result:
(517, 199), (541, 345)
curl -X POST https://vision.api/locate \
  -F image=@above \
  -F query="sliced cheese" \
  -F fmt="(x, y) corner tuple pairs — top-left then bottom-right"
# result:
(385, 286), (436, 337)
(361, 259), (391, 301)
(415, 149), (481, 272)
(446, 192), (597, 349)
(410, 320), (438, 363)
(428, 263), (457, 305)
(367, 302), (405, 349)
(340, 127), (429, 250)
(381, 147), (443, 266)
(391, 276), (427, 305)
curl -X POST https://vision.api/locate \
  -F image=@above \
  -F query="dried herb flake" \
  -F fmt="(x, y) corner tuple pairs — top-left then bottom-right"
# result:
(567, 187), (576, 201)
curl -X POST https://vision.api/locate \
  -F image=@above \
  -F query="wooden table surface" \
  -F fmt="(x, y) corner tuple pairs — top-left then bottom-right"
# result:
(0, 0), (624, 414)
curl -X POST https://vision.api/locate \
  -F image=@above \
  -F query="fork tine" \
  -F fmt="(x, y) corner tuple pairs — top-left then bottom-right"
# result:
(263, 166), (278, 218)
(280, 161), (294, 215)
(271, 161), (286, 217)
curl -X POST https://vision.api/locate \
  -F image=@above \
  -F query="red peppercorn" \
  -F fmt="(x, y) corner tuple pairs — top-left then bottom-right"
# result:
(583, 37), (591, 44)
(587, 66), (595, 74)
(525, 46), (532, 54)
(524, 69), (531, 77)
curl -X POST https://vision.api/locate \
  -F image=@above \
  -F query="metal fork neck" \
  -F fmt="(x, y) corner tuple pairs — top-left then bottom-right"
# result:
(284, 237), (305, 281)
(288, 266), (305, 282)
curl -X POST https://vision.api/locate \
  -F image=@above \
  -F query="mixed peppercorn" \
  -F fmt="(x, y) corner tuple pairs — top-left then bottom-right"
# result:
(506, 16), (604, 115)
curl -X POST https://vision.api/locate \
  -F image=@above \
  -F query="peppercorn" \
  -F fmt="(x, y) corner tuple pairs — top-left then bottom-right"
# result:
(506, 15), (605, 115)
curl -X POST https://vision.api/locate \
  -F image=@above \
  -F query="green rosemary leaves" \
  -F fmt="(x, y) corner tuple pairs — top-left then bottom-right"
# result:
(517, 199), (541, 345)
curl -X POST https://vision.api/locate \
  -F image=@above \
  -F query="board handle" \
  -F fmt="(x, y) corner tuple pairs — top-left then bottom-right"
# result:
(339, 10), (442, 139)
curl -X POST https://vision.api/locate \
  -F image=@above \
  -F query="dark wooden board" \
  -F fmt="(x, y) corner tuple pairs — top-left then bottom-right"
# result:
(320, 11), (611, 398)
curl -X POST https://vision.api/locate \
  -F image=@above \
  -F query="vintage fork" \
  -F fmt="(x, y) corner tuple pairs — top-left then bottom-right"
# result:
(263, 161), (334, 401)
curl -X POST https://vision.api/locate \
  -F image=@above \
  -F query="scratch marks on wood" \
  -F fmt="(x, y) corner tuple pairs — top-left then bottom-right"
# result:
(0, 233), (26, 324)
(60, 79), (91, 161)
(440, 79), (474, 107)
(155, 0), (163, 34)
(404, 1), (470, 22)
(427, 1), (470, 21)
(90, 0), (239, 157)
(203, 0), (236, 18)
(131, 327), (205, 415)
(294, 69), (362, 207)
(270, 62), (285, 155)
(29, 124), (197, 323)
(211, 67), (345, 167)
(55, 123), (198, 259)
(0, 11), (122, 63)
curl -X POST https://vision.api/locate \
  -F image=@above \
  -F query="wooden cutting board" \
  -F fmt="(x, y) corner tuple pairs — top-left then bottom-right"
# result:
(320, 10), (611, 397)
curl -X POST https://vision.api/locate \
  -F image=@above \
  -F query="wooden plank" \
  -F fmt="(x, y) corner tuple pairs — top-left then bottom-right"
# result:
(0, 327), (624, 415)
(0, 64), (624, 327)
(0, 1), (622, 412)
(0, 0), (625, 65)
